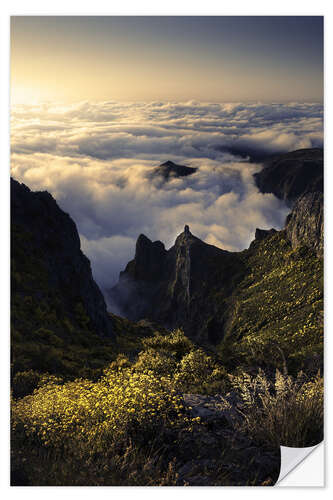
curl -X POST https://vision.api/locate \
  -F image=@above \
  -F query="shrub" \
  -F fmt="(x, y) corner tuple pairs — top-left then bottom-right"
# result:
(133, 348), (178, 375)
(11, 365), (197, 454)
(142, 329), (194, 359)
(11, 370), (63, 399)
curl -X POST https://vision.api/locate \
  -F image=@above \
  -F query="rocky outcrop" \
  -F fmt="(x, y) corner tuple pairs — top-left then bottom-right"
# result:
(175, 392), (280, 486)
(285, 191), (323, 257)
(109, 225), (245, 342)
(11, 178), (114, 338)
(120, 234), (167, 283)
(254, 148), (323, 204)
(254, 228), (277, 241)
(254, 148), (323, 256)
(152, 160), (197, 181)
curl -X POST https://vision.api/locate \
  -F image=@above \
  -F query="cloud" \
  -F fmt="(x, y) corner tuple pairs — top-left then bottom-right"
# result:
(11, 101), (322, 306)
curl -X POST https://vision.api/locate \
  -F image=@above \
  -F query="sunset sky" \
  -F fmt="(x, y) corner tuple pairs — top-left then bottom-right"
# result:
(11, 16), (323, 104)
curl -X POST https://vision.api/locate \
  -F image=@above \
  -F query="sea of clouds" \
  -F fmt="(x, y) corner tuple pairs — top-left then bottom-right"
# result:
(11, 101), (323, 300)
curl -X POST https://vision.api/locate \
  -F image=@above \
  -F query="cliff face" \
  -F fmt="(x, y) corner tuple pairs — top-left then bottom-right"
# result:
(285, 191), (323, 258)
(110, 226), (246, 342)
(254, 147), (323, 258)
(11, 178), (114, 339)
(254, 148), (323, 203)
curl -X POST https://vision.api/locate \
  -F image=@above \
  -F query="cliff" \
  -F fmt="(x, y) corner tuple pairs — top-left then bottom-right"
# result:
(11, 178), (115, 376)
(254, 148), (323, 203)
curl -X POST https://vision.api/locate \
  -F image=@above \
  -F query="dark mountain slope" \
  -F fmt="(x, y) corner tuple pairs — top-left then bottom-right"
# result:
(109, 225), (246, 342)
(11, 178), (115, 377)
(254, 148), (323, 203)
(220, 229), (323, 374)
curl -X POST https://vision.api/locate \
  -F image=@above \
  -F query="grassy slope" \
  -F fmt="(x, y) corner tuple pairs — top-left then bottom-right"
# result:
(218, 230), (323, 375)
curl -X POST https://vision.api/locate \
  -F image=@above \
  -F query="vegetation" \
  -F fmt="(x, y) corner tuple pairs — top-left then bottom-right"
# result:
(230, 369), (323, 448)
(11, 329), (323, 485)
(218, 231), (323, 375)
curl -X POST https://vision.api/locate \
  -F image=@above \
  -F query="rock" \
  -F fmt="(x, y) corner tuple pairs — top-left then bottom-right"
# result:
(122, 234), (167, 283)
(109, 225), (245, 342)
(182, 393), (242, 426)
(11, 178), (114, 338)
(285, 191), (323, 257)
(255, 228), (277, 241)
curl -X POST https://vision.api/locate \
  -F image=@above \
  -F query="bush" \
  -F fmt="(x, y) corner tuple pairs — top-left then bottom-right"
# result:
(133, 348), (178, 375)
(142, 329), (194, 359)
(175, 349), (228, 393)
(11, 365), (197, 453)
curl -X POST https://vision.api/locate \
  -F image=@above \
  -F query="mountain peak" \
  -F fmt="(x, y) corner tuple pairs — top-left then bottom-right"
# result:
(152, 160), (197, 181)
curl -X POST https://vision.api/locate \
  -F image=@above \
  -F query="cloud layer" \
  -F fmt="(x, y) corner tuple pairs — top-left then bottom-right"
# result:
(11, 101), (323, 300)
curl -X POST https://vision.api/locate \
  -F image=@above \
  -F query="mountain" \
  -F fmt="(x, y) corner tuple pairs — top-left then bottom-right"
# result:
(152, 160), (197, 180)
(254, 147), (323, 257)
(109, 225), (244, 342)
(110, 149), (324, 374)
(253, 148), (323, 203)
(11, 178), (115, 377)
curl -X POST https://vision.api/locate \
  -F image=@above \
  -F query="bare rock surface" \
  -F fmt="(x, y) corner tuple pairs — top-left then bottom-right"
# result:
(285, 191), (323, 257)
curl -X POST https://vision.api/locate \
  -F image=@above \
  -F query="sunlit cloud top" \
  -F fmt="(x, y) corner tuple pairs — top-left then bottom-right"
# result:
(11, 100), (323, 293)
(11, 16), (323, 104)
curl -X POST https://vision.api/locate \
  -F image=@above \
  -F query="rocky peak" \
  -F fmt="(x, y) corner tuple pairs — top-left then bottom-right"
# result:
(255, 228), (277, 241)
(174, 225), (198, 247)
(121, 233), (167, 284)
(110, 226), (245, 341)
(152, 160), (197, 181)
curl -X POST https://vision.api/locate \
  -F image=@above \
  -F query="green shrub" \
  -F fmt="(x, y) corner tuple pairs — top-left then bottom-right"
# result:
(142, 329), (194, 359)
(175, 349), (228, 393)
(133, 348), (178, 375)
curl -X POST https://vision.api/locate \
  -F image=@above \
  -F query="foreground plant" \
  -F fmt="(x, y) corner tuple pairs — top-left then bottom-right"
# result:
(230, 369), (323, 447)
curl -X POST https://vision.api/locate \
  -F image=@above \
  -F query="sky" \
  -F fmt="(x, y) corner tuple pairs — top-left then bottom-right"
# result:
(11, 16), (323, 103)
(10, 17), (324, 309)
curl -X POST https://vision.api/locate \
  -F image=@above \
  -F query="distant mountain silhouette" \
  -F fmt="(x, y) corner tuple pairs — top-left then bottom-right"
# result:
(152, 160), (197, 180)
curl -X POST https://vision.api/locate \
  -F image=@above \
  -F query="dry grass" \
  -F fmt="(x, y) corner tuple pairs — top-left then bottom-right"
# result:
(230, 369), (323, 447)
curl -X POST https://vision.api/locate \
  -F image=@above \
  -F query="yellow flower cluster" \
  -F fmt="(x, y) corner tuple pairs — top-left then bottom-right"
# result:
(11, 366), (197, 452)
